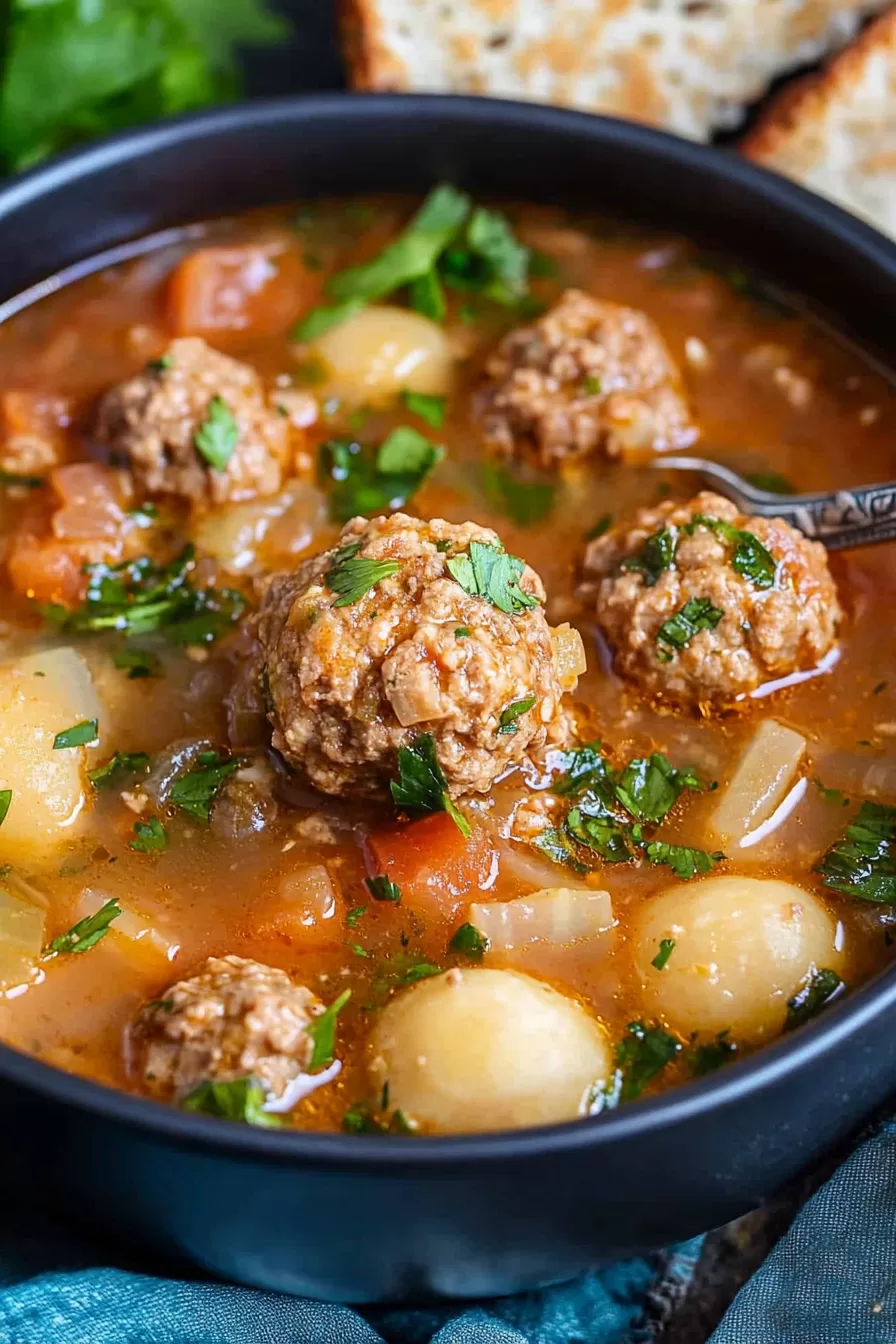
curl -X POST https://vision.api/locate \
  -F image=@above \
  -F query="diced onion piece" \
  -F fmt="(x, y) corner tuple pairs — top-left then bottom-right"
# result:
(0, 888), (45, 990)
(0, 647), (101, 865)
(310, 305), (453, 406)
(253, 864), (342, 949)
(77, 889), (177, 962)
(550, 623), (587, 691)
(469, 887), (614, 951)
(708, 719), (807, 851)
(194, 484), (326, 575)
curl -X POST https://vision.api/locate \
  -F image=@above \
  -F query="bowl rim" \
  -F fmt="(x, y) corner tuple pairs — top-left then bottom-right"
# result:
(2, 90), (895, 1167)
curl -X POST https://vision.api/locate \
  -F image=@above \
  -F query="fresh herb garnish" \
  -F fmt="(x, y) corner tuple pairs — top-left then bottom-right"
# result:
(621, 528), (677, 587)
(305, 988), (351, 1071)
(746, 471), (795, 495)
(449, 922), (489, 961)
(813, 778), (849, 808)
(455, 626), (471, 638)
(319, 433), (442, 522)
(366, 875), (402, 904)
(686, 515), (777, 590)
(130, 817), (168, 853)
(169, 751), (240, 824)
(656, 597), (724, 657)
(146, 356), (173, 374)
(399, 962), (442, 983)
(0, 469), (44, 489)
(481, 461), (555, 526)
(342, 1098), (416, 1134)
(651, 938), (676, 970)
(408, 268), (447, 322)
(690, 1030), (737, 1076)
(553, 741), (610, 797)
(613, 754), (710, 824)
(194, 396), (238, 471)
(0, 790), (11, 828)
(182, 1077), (279, 1128)
(585, 515), (612, 541)
(400, 390), (447, 429)
(582, 375), (602, 395)
(113, 647), (163, 679)
(616, 1021), (680, 1101)
(44, 898), (121, 957)
(440, 206), (530, 306)
(87, 751), (151, 790)
(531, 827), (588, 873)
(874, 680), (889, 695)
(816, 801), (896, 903)
(498, 696), (537, 735)
(785, 967), (845, 1030)
(446, 540), (539, 615)
(644, 841), (724, 880)
(53, 719), (98, 750)
(390, 733), (471, 837)
(325, 542), (400, 608)
(567, 804), (635, 864)
(346, 906), (367, 928)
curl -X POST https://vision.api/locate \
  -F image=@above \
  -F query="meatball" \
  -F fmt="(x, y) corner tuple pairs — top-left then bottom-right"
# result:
(479, 289), (696, 467)
(95, 337), (289, 504)
(578, 491), (841, 706)
(255, 513), (578, 799)
(134, 955), (324, 1101)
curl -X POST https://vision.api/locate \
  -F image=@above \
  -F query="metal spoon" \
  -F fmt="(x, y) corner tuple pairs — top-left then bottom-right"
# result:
(653, 456), (896, 551)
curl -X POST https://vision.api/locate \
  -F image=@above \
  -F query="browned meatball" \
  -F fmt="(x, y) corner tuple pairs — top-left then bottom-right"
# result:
(479, 289), (696, 467)
(95, 338), (289, 504)
(578, 492), (841, 706)
(255, 513), (581, 800)
(134, 955), (324, 1103)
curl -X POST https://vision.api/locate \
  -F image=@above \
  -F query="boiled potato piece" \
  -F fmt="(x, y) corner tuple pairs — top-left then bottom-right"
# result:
(633, 875), (844, 1043)
(0, 647), (100, 864)
(368, 968), (611, 1133)
(311, 305), (453, 406)
(708, 720), (807, 851)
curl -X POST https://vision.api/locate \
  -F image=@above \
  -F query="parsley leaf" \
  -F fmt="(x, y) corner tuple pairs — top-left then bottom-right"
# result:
(531, 827), (588, 873)
(746, 471), (795, 495)
(169, 751), (240, 824)
(613, 753), (709, 825)
(567, 803), (635, 864)
(342, 1098), (417, 1134)
(690, 1031), (737, 1076)
(391, 734), (471, 837)
(366, 875), (401, 903)
(87, 751), (150, 790)
(446, 540), (539, 615)
(644, 841), (724, 880)
(816, 801), (896, 903)
(441, 206), (530, 305)
(687, 515), (777, 589)
(621, 527), (677, 587)
(553, 741), (610, 797)
(319, 434), (442, 522)
(305, 989), (352, 1071)
(408, 269), (446, 322)
(651, 938), (676, 970)
(400, 390), (447, 429)
(0, 791), (11, 828)
(325, 544), (400, 608)
(585, 515), (612, 541)
(481, 462), (555, 527)
(113, 647), (163, 679)
(785, 967), (845, 1030)
(194, 396), (238, 471)
(182, 1076), (279, 1128)
(53, 719), (98, 750)
(656, 597), (724, 656)
(346, 905), (367, 928)
(449, 922), (490, 961)
(616, 1021), (680, 1101)
(44, 898), (120, 957)
(130, 817), (168, 853)
(498, 696), (537, 735)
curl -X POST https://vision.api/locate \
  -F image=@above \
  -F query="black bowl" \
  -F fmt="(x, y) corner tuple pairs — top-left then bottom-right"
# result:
(2, 95), (896, 1304)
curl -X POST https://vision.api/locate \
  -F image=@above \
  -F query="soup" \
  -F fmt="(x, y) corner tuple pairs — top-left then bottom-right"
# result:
(0, 188), (892, 1136)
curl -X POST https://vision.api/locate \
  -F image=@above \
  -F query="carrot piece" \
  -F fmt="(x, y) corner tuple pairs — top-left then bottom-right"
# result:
(363, 813), (499, 923)
(166, 244), (320, 338)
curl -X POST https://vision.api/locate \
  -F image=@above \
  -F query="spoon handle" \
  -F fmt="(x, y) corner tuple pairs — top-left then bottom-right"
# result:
(657, 457), (896, 552)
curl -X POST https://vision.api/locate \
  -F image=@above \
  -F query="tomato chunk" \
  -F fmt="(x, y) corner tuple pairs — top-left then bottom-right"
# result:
(167, 244), (320, 338)
(363, 813), (499, 923)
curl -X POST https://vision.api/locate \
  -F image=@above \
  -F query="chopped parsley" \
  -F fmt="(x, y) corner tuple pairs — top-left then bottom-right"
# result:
(325, 541), (400, 608)
(194, 396), (238, 471)
(481, 462), (555, 527)
(87, 751), (151, 790)
(686, 515), (777, 589)
(440, 205), (530, 306)
(585, 515), (612, 541)
(305, 988), (351, 1071)
(874, 681), (889, 696)
(567, 805), (634, 864)
(0, 470), (44, 489)
(616, 1021), (680, 1101)
(746, 471), (794, 495)
(690, 1031), (737, 1076)
(182, 1077), (279, 1128)
(399, 962), (442, 983)
(366, 875), (402, 903)
(130, 817), (168, 853)
(815, 801), (896, 903)
(813, 778), (849, 808)
(582, 375), (602, 395)
(390, 733), (470, 837)
(52, 719), (98, 750)
(146, 354), (173, 373)
(408, 268), (446, 321)
(446, 540), (539, 615)
(346, 905), (367, 928)
(553, 741), (610, 797)
(644, 841), (724, 880)
(498, 695), (537, 735)
(621, 527), (677, 587)
(613, 753), (710, 825)
(342, 1098), (416, 1134)
(785, 967), (845, 1030)
(0, 790), (11, 828)
(113, 647), (163, 679)
(531, 827), (588, 873)
(169, 750), (240, 824)
(449, 922), (489, 961)
(656, 597), (723, 658)
(455, 626), (471, 639)
(319, 432), (442, 522)
(651, 938), (676, 970)
(44, 898), (121, 957)
(400, 390), (447, 429)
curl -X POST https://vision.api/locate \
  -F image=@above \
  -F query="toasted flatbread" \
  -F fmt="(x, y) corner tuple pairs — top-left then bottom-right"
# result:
(742, 7), (896, 239)
(339, 0), (889, 142)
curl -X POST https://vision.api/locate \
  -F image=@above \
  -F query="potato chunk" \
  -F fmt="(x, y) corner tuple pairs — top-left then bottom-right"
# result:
(368, 967), (611, 1133)
(0, 647), (100, 864)
(633, 875), (844, 1043)
(310, 305), (453, 406)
